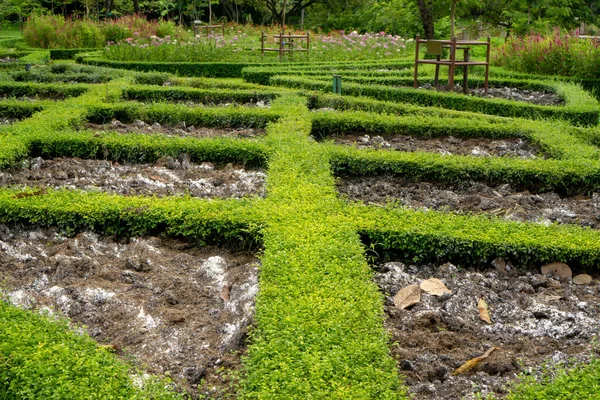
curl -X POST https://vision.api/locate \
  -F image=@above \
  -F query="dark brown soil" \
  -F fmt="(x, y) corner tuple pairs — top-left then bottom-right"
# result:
(86, 120), (265, 139)
(418, 84), (564, 106)
(375, 260), (600, 399)
(0, 225), (259, 399)
(331, 134), (540, 159)
(0, 157), (266, 199)
(338, 176), (600, 229)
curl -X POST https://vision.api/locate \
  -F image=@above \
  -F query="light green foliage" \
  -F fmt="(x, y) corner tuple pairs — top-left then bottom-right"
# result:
(2, 58), (600, 399)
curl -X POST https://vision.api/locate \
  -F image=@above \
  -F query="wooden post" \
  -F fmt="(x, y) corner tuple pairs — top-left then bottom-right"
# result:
(413, 35), (420, 88)
(208, 0), (212, 38)
(484, 36), (491, 94)
(448, 36), (457, 91)
(280, 0), (287, 60)
(463, 48), (469, 94)
(307, 32), (310, 59)
(261, 32), (264, 55)
(434, 55), (440, 88)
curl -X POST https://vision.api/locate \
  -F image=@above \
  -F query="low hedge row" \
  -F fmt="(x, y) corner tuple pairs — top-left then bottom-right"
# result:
(0, 188), (262, 249)
(327, 144), (600, 195)
(0, 100), (45, 119)
(351, 204), (600, 269)
(242, 94), (404, 399)
(26, 128), (270, 167)
(85, 101), (282, 127)
(270, 76), (600, 126)
(242, 62), (415, 86)
(122, 85), (279, 104)
(0, 300), (183, 399)
(80, 55), (413, 78)
(0, 81), (88, 99)
(312, 110), (600, 160)
(49, 48), (97, 60)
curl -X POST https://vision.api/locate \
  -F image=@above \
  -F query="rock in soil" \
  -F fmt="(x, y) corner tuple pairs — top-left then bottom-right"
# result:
(338, 176), (600, 229)
(0, 157), (266, 199)
(86, 120), (265, 139)
(0, 225), (259, 398)
(331, 134), (539, 159)
(374, 260), (599, 399)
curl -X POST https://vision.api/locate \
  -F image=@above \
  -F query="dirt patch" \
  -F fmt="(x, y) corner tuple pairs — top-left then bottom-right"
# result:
(1, 157), (267, 199)
(418, 84), (564, 106)
(0, 118), (16, 126)
(375, 260), (599, 399)
(331, 134), (540, 159)
(86, 120), (265, 139)
(338, 176), (600, 229)
(0, 224), (259, 398)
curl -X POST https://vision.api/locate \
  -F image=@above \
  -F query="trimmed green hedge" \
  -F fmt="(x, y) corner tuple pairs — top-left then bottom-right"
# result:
(80, 55), (413, 78)
(0, 301), (183, 399)
(0, 81), (88, 99)
(0, 188), (263, 249)
(312, 110), (600, 160)
(85, 101), (282, 127)
(241, 94), (404, 399)
(0, 100), (44, 119)
(328, 144), (600, 195)
(269, 76), (600, 126)
(351, 203), (600, 269)
(506, 357), (600, 399)
(122, 85), (279, 104)
(49, 48), (97, 60)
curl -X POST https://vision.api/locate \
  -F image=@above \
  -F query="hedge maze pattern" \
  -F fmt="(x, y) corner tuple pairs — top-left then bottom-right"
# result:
(1, 56), (600, 399)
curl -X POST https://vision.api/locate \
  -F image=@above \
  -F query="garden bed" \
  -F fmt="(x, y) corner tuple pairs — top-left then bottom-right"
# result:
(417, 85), (564, 107)
(0, 157), (266, 198)
(331, 134), (539, 158)
(375, 259), (599, 399)
(86, 119), (265, 139)
(0, 224), (258, 397)
(338, 176), (600, 229)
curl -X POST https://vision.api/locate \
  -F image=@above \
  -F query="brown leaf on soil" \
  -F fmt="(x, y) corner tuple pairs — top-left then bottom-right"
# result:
(220, 284), (232, 302)
(573, 274), (592, 285)
(537, 292), (562, 302)
(149, 174), (169, 183)
(491, 257), (507, 275)
(452, 347), (499, 376)
(541, 262), (572, 280)
(420, 278), (451, 296)
(393, 284), (421, 309)
(478, 297), (491, 324)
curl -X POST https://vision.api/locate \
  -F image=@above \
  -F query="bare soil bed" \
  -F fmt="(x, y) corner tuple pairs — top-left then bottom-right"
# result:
(375, 259), (599, 399)
(0, 225), (259, 398)
(86, 120), (265, 139)
(418, 84), (564, 106)
(338, 176), (600, 229)
(331, 134), (539, 159)
(0, 157), (266, 199)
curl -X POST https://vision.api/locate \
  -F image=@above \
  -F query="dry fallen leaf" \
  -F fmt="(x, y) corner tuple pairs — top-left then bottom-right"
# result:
(573, 274), (592, 285)
(452, 347), (499, 376)
(541, 262), (572, 280)
(491, 257), (507, 275)
(478, 297), (491, 324)
(149, 174), (169, 183)
(393, 284), (421, 309)
(537, 292), (562, 302)
(420, 278), (451, 296)
(220, 284), (232, 302)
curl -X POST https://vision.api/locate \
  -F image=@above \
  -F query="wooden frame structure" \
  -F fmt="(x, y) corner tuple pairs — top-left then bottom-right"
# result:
(193, 0), (225, 38)
(413, 35), (491, 94)
(261, 32), (310, 59)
